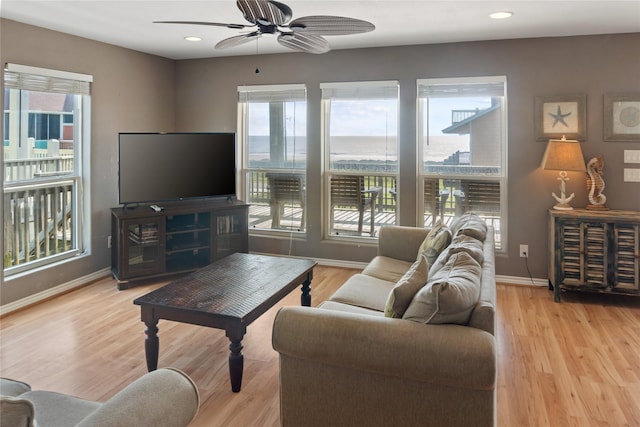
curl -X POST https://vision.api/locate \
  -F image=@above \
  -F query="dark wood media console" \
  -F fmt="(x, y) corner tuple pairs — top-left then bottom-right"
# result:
(111, 199), (249, 289)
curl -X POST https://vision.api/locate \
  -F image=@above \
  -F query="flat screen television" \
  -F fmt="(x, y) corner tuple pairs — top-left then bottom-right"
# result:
(118, 132), (236, 206)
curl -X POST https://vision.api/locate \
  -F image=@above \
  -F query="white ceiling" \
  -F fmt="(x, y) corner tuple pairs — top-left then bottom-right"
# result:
(2, 1), (639, 60)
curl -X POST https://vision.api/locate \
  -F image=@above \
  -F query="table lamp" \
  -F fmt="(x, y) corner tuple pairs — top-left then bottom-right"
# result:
(540, 137), (586, 210)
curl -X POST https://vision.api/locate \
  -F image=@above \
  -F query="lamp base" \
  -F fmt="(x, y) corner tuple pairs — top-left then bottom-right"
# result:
(553, 203), (574, 210)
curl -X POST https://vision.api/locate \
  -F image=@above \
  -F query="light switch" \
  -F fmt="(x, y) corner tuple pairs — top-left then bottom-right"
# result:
(623, 168), (640, 182)
(624, 150), (640, 164)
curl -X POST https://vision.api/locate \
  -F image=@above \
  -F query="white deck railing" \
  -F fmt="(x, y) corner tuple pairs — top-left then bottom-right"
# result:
(3, 181), (74, 268)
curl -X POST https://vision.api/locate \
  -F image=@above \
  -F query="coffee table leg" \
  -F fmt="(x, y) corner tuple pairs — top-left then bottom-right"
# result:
(301, 272), (312, 307)
(143, 319), (159, 372)
(226, 327), (246, 392)
(228, 340), (244, 392)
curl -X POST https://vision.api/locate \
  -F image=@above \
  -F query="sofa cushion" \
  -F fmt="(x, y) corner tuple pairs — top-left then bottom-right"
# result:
(449, 212), (488, 242)
(384, 255), (429, 318)
(416, 220), (452, 265)
(361, 256), (414, 283)
(319, 300), (385, 317)
(328, 274), (394, 312)
(403, 251), (482, 325)
(429, 233), (485, 276)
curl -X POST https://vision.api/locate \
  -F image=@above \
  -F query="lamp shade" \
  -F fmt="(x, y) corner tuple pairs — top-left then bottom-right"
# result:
(541, 139), (586, 172)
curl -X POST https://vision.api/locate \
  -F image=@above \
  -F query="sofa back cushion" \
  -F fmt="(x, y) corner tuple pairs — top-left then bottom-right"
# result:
(450, 212), (488, 242)
(429, 233), (484, 277)
(403, 251), (481, 325)
(467, 231), (497, 335)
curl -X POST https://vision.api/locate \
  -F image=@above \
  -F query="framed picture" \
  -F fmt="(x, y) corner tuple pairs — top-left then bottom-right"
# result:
(535, 94), (586, 141)
(604, 93), (640, 141)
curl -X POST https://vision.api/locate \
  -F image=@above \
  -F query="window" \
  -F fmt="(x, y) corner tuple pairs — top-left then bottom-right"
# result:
(417, 76), (507, 249)
(3, 64), (91, 275)
(321, 81), (399, 238)
(238, 84), (307, 233)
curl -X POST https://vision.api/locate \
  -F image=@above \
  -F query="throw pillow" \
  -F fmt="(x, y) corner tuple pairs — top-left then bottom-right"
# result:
(449, 212), (488, 242)
(403, 251), (481, 325)
(384, 255), (429, 318)
(416, 220), (452, 265)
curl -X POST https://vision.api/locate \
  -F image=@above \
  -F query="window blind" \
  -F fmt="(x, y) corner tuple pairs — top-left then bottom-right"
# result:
(4, 63), (92, 95)
(417, 77), (505, 98)
(321, 81), (399, 100)
(238, 84), (306, 103)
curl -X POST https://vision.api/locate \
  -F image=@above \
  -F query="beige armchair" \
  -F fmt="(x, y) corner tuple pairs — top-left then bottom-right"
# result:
(0, 368), (199, 427)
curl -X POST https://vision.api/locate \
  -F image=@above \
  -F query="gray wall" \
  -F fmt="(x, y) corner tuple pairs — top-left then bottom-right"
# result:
(174, 33), (640, 280)
(1, 19), (176, 305)
(1, 17), (639, 305)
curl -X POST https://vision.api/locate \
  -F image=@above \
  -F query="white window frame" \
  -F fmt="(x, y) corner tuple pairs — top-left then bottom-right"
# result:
(3, 63), (92, 276)
(321, 80), (400, 241)
(417, 76), (508, 251)
(237, 84), (308, 235)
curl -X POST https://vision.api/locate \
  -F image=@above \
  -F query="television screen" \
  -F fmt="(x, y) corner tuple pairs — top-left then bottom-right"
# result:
(118, 132), (236, 205)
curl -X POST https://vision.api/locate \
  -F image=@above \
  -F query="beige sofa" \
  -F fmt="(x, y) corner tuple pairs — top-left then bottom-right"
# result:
(272, 214), (496, 427)
(0, 368), (200, 427)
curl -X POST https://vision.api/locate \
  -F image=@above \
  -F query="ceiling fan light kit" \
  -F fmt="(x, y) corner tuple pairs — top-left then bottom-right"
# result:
(154, 0), (375, 54)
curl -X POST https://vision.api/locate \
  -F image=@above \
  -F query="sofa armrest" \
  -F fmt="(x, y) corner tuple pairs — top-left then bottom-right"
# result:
(0, 396), (35, 427)
(377, 225), (430, 263)
(272, 306), (496, 391)
(77, 368), (199, 427)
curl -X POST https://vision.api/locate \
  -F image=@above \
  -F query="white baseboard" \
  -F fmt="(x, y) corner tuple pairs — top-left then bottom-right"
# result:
(253, 252), (549, 287)
(1, 259), (548, 317)
(250, 251), (368, 270)
(496, 274), (548, 287)
(0, 267), (111, 316)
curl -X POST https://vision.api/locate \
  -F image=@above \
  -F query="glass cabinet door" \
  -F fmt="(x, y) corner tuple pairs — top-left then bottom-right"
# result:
(123, 218), (164, 277)
(214, 210), (248, 260)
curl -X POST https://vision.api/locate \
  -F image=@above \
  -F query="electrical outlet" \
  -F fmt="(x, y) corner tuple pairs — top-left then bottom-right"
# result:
(107, 236), (112, 249)
(519, 244), (528, 258)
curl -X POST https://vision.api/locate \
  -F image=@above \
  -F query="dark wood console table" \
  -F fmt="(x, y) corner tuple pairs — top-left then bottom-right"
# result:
(133, 253), (316, 392)
(111, 199), (248, 288)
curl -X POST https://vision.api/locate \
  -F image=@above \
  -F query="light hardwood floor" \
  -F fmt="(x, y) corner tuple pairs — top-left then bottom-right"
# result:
(1, 267), (639, 426)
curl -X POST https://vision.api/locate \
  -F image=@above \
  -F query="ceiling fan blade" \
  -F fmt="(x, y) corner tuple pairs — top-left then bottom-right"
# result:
(267, 0), (293, 23)
(288, 16), (375, 35)
(236, 0), (291, 26)
(277, 32), (330, 54)
(215, 32), (260, 49)
(153, 20), (249, 30)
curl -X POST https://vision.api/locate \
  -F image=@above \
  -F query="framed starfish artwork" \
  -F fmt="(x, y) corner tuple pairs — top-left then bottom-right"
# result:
(535, 94), (586, 141)
(604, 93), (640, 141)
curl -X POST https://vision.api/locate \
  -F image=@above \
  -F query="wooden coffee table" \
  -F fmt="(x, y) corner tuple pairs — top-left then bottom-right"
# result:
(133, 253), (316, 392)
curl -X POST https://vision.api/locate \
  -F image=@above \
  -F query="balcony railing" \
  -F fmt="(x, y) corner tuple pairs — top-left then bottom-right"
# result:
(4, 180), (75, 269)
(246, 171), (398, 235)
(4, 149), (74, 182)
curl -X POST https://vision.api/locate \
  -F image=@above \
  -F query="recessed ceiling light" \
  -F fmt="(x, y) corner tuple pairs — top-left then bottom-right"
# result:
(489, 11), (513, 19)
(184, 36), (202, 42)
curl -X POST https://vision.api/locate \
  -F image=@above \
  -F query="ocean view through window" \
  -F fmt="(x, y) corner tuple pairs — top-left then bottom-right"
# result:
(238, 84), (307, 233)
(322, 81), (399, 238)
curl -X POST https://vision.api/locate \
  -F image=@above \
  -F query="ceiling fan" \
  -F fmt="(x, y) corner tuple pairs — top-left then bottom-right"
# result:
(154, 0), (375, 54)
